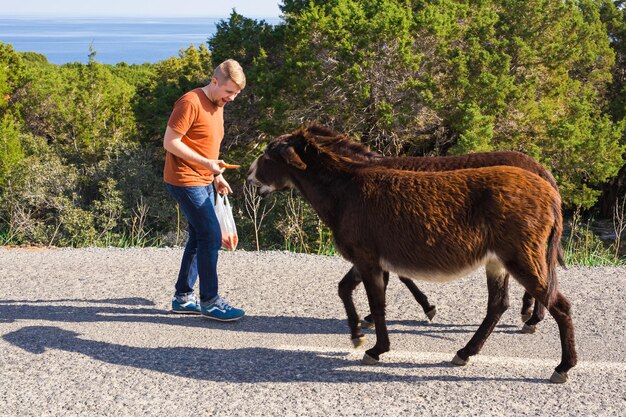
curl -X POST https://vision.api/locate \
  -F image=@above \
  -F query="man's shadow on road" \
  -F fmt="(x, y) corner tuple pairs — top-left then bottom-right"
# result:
(2, 325), (545, 384)
(0, 298), (517, 339)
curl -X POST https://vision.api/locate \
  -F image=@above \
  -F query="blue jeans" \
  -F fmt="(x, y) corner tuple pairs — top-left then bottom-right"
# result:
(165, 183), (221, 303)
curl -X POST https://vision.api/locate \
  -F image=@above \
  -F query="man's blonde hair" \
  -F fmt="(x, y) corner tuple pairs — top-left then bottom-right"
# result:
(213, 59), (246, 90)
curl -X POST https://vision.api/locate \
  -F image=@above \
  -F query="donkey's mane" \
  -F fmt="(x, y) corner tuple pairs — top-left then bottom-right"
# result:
(303, 124), (381, 161)
(291, 126), (373, 171)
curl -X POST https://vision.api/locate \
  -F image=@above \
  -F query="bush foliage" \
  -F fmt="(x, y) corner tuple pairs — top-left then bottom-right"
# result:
(0, 1), (625, 252)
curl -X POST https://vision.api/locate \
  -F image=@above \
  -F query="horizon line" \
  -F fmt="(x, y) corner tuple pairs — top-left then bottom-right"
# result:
(0, 13), (282, 19)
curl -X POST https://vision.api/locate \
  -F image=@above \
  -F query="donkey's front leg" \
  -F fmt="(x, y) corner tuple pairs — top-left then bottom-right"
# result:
(338, 267), (365, 347)
(357, 264), (389, 365)
(361, 271), (390, 329)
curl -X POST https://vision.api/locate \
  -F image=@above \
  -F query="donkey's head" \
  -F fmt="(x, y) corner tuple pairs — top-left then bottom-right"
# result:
(247, 126), (358, 197)
(246, 129), (310, 197)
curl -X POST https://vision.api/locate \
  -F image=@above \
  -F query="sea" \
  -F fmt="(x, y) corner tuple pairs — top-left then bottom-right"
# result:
(0, 16), (280, 65)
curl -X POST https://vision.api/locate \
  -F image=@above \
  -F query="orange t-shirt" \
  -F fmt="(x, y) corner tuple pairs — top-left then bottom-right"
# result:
(163, 88), (224, 186)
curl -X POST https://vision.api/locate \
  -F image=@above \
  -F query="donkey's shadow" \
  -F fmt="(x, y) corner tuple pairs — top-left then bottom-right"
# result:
(3, 325), (544, 384)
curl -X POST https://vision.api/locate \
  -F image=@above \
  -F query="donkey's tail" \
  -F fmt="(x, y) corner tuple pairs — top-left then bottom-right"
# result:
(557, 242), (566, 268)
(543, 168), (566, 268)
(546, 200), (563, 307)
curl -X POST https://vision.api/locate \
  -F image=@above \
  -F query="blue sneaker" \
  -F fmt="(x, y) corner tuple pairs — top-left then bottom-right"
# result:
(171, 294), (201, 315)
(201, 295), (245, 322)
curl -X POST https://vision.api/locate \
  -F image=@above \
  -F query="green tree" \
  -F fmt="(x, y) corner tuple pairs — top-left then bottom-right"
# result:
(15, 57), (137, 165)
(61, 59), (138, 164)
(279, 0), (423, 154)
(597, 1), (626, 215)
(0, 43), (26, 114)
(133, 44), (212, 142)
(0, 115), (24, 187)
(276, 0), (624, 207)
(489, 0), (623, 207)
(599, 0), (626, 122)
(0, 134), (88, 245)
(209, 11), (288, 143)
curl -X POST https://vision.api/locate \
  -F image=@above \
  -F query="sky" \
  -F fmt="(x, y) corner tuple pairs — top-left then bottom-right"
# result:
(0, 0), (283, 18)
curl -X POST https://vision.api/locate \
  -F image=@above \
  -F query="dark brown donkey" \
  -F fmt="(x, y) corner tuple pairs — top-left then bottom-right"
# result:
(306, 124), (563, 333)
(247, 128), (577, 383)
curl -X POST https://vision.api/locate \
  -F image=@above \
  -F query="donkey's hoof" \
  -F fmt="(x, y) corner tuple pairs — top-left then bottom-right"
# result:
(521, 323), (537, 334)
(451, 354), (468, 366)
(351, 336), (366, 348)
(360, 319), (375, 330)
(361, 353), (379, 365)
(549, 371), (568, 384)
(426, 306), (437, 321)
(521, 313), (532, 322)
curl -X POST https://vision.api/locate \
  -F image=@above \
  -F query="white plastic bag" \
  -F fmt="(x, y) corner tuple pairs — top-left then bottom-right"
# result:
(215, 194), (238, 250)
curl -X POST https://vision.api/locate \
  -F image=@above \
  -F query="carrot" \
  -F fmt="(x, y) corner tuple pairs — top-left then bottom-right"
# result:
(221, 162), (241, 169)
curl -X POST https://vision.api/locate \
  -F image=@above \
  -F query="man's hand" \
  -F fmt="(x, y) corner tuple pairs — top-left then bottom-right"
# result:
(206, 159), (226, 175)
(214, 174), (233, 195)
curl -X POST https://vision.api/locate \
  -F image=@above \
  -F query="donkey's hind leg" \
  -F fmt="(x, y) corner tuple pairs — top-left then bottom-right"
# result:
(521, 291), (534, 322)
(521, 299), (546, 334)
(399, 277), (437, 321)
(520, 289), (547, 333)
(546, 291), (577, 382)
(338, 266), (366, 347)
(507, 259), (577, 382)
(524, 288), (577, 383)
(453, 262), (509, 366)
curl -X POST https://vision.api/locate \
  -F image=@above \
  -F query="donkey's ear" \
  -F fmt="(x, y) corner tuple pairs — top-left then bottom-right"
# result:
(279, 146), (307, 170)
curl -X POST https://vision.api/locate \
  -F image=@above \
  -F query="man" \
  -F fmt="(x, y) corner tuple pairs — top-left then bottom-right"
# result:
(163, 59), (245, 321)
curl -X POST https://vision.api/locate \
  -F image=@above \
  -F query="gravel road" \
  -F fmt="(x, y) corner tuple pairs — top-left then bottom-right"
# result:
(0, 247), (624, 416)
